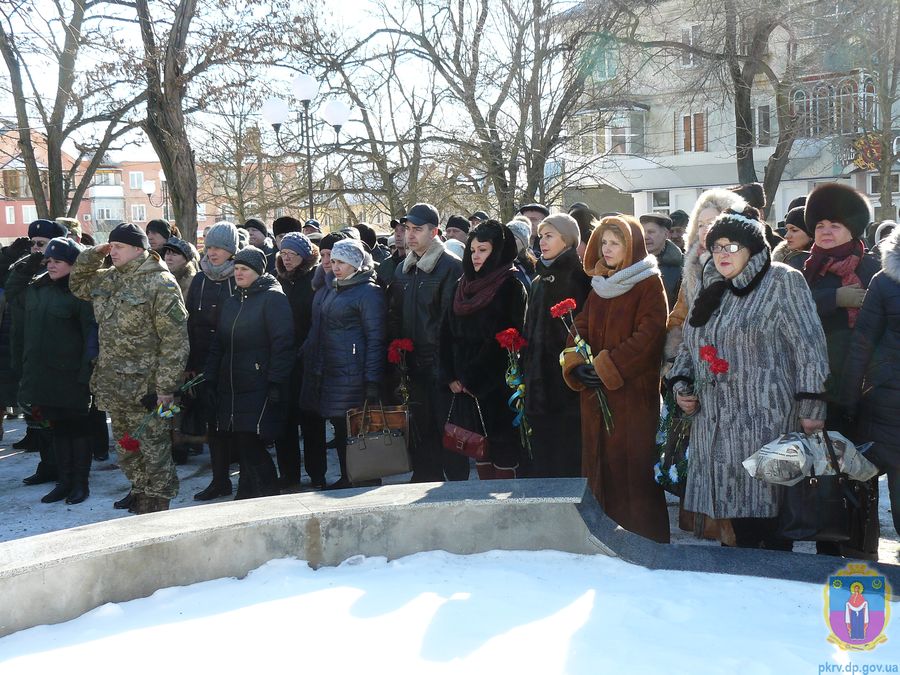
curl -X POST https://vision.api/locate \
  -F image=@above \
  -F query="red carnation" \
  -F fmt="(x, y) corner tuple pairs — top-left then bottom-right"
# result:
(550, 298), (577, 319)
(387, 338), (414, 364)
(496, 328), (527, 352)
(709, 358), (729, 375)
(117, 433), (140, 453)
(699, 345), (718, 363)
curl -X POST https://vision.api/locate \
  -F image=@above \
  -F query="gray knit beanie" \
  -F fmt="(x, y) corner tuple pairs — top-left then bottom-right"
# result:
(505, 219), (532, 255)
(203, 221), (239, 255)
(539, 214), (581, 248)
(233, 245), (267, 276)
(331, 239), (369, 270)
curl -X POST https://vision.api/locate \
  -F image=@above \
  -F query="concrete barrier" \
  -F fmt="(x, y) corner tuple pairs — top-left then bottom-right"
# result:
(0, 478), (897, 637)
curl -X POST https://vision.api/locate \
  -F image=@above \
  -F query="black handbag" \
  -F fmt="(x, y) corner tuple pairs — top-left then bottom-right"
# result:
(778, 430), (863, 542)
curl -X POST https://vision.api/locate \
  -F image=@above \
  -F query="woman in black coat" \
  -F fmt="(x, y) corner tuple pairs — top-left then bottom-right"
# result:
(187, 222), (239, 501)
(522, 214), (590, 478)
(843, 228), (900, 536)
(205, 246), (294, 499)
(439, 220), (528, 479)
(301, 238), (386, 489)
(274, 232), (325, 490)
(803, 183), (881, 559)
(17, 238), (96, 504)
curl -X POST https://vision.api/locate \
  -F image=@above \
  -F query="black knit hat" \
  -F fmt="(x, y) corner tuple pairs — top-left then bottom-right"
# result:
(784, 206), (810, 236)
(729, 183), (766, 210)
(787, 195), (807, 212)
(146, 218), (173, 240)
(243, 218), (269, 238)
(109, 222), (150, 249)
(446, 215), (470, 234)
(43, 237), (83, 265)
(804, 183), (871, 239)
(319, 231), (348, 251)
(233, 246), (267, 276)
(705, 207), (768, 256)
(272, 216), (303, 237)
(354, 223), (377, 249)
(28, 219), (68, 240)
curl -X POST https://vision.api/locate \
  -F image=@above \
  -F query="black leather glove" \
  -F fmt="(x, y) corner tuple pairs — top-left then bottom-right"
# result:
(8, 237), (31, 259)
(573, 364), (603, 389)
(365, 382), (381, 404)
(23, 251), (45, 275)
(139, 392), (158, 411)
(267, 382), (283, 405)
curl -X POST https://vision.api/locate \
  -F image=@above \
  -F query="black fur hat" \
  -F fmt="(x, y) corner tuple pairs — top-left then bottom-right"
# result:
(804, 183), (871, 239)
(706, 206), (768, 256)
(729, 183), (766, 210)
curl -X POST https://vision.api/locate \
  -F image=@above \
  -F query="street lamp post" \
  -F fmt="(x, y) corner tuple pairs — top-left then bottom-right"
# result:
(142, 170), (170, 221)
(261, 74), (351, 221)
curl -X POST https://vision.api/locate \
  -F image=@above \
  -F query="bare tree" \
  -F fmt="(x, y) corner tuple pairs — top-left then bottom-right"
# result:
(0, 0), (144, 219)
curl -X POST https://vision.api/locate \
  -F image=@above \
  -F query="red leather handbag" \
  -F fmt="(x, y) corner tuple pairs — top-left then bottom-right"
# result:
(442, 393), (489, 461)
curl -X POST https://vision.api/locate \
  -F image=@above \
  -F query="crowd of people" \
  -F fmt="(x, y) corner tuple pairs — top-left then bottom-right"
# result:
(3, 182), (898, 561)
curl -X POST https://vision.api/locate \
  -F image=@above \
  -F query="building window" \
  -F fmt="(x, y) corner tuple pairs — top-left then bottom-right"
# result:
(871, 173), (900, 195)
(680, 25), (701, 67)
(131, 204), (147, 222)
(22, 205), (38, 222)
(652, 191), (670, 214)
(5, 206), (14, 225)
(681, 112), (706, 152)
(94, 172), (120, 186)
(197, 203), (207, 221)
(751, 105), (772, 146)
(568, 114), (605, 157)
(129, 171), (144, 190)
(97, 207), (113, 220)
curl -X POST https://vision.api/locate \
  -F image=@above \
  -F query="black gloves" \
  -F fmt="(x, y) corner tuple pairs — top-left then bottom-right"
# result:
(573, 363), (603, 389)
(8, 237), (31, 259)
(365, 382), (381, 404)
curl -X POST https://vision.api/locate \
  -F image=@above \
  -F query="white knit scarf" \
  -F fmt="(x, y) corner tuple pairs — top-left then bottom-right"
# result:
(591, 255), (660, 299)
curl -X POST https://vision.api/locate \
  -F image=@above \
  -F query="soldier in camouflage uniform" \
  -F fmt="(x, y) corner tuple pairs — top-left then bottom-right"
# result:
(70, 222), (189, 514)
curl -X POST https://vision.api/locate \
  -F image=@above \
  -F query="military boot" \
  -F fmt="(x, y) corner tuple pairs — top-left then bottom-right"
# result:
(151, 497), (170, 512)
(41, 436), (74, 503)
(132, 493), (154, 515)
(114, 489), (136, 510)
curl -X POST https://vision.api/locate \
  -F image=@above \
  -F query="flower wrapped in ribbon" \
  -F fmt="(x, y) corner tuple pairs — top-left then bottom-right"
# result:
(550, 297), (614, 434)
(495, 327), (532, 455)
(387, 338), (414, 404)
(116, 373), (207, 453)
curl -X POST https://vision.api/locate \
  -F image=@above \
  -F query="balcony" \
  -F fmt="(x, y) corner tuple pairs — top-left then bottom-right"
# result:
(89, 185), (124, 199)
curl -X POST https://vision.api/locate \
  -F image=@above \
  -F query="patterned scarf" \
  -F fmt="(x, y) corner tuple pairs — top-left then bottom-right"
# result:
(803, 239), (864, 327)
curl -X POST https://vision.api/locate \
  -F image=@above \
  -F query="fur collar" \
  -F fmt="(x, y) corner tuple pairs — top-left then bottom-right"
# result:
(681, 241), (709, 303)
(276, 249), (320, 281)
(402, 237), (448, 274)
(881, 229), (900, 284)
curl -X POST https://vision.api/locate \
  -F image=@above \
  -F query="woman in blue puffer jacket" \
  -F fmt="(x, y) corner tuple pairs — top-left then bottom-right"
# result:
(301, 238), (386, 489)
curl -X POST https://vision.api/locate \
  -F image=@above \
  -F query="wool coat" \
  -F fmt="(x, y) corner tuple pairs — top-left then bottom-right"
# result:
(204, 274), (294, 439)
(185, 262), (237, 373)
(301, 268), (386, 419)
(842, 231), (900, 469)
(668, 250), (830, 519)
(561, 218), (669, 543)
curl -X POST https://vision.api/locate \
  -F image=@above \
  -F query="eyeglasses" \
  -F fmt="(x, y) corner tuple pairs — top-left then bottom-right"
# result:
(710, 243), (744, 254)
(30, 240), (47, 250)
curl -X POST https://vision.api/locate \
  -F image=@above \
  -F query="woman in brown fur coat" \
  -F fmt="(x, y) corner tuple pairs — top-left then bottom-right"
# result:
(561, 215), (669, 542)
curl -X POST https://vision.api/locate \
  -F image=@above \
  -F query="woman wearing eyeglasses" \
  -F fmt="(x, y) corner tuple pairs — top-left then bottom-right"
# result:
(667, 206), (830, 550)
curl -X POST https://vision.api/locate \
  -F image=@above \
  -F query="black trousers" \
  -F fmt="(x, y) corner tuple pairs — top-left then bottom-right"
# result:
(409, 374), (469, 482)
(528, 412), (582, 478)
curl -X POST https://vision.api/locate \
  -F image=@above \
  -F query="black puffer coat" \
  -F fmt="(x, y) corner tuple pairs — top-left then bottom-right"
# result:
(205, 274), (294, 438)
(276, 252), (318, 349)
(185, 263), (237, 372)
(843, 232), (900, 468)
(522, 247), (590, 416)
(301, 269), (386, 418)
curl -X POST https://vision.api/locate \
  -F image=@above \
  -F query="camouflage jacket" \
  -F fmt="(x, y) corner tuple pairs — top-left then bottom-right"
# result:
(70, 247), (189, 412)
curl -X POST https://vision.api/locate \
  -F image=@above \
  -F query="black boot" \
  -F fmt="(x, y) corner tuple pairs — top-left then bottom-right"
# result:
(23, 429), (57, 485)
(41, 436), (73, 503)
(66, 436), (92, 504)
(89, 407), (110, 461)
(252, 456), (280, 497)
(194, 435), (232, 501)
(13, 427), (35, 451)
(114, 489), (135, 510)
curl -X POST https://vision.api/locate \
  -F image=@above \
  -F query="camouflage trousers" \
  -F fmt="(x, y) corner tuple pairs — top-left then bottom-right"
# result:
(110, 411), (179, 499)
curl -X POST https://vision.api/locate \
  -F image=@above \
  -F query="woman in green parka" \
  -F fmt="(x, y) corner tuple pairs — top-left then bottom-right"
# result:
(17, 237), (97, 504)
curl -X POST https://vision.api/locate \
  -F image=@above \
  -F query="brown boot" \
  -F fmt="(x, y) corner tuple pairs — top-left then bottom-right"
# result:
(492, 465), (517, 479)
(153, 497), (170, 512)
(132, 493), (153, 515)
(475, 462), (495, 480)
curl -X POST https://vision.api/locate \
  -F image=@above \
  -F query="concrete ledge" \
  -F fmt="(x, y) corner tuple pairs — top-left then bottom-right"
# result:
(0, 478), (897, 637)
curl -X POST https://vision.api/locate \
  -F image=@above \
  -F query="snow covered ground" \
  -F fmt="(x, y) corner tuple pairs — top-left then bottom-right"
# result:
(1, 550), (898, 674)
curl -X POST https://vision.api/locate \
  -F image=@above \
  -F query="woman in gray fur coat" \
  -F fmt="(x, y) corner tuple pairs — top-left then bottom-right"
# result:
(668, 206), (830, 549)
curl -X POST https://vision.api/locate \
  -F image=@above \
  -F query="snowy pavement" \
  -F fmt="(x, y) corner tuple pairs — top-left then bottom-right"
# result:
(1, 550), (898, 673)
(0, 416), (898, 562)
